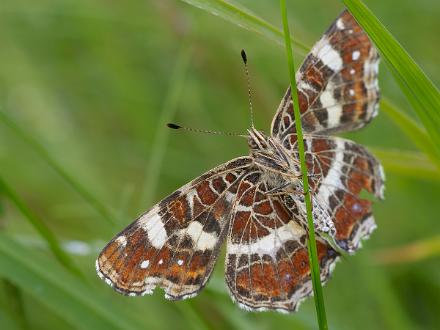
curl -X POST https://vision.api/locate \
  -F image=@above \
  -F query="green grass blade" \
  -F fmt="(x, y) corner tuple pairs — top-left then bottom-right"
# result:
(1, 280), (28, 330)
(373, 235), (440, 265)
(0, 176), (84, 280)
(179, 0), (308, 55)
(380, 100), (440, 168)
(0, 112), (118, 227)
(369, 148), (440, 181)
(343, 0), (440, 156)
(0, 233), (144, 330)
(280, 1), (327, 328)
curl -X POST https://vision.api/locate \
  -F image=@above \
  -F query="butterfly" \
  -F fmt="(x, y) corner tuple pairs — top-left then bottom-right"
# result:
(96, 10), (384, 313)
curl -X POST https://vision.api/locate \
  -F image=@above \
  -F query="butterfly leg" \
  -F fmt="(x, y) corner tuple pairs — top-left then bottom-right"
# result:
(265, 182), (292, 195)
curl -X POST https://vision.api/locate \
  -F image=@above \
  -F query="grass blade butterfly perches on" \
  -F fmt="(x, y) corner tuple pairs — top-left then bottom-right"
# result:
(279, 1), (328, 328)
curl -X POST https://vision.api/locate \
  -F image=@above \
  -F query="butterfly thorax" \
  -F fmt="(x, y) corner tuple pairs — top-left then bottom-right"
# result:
(247, 128), (301, 190)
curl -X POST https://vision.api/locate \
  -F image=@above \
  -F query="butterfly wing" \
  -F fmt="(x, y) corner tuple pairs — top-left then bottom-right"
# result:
(271, 9), (380, 139)
(96, 157), (252, 299)
(224, 170), (339, 312)
(281, 134), (384, 252)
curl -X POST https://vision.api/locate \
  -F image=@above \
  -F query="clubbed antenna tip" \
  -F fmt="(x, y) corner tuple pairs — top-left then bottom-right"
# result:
(167, 123), (182, 129)
(241, 49), (247, 64)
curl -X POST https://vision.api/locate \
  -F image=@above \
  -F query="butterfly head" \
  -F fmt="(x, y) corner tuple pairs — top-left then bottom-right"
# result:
(248, 127), (301, 180)
(247, 127), (269, 151)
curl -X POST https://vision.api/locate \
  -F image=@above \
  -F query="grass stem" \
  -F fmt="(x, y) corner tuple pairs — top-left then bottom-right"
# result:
(0, 176), (85, 280)
(0, 112), (118, 227)
(279, 1), (328, 328)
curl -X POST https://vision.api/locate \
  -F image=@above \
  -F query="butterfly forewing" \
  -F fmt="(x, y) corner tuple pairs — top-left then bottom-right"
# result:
(97, 157), (252, 298)
(271, 10), (380, 139)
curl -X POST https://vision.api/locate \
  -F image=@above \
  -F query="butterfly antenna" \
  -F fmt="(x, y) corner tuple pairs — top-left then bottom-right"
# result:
(167, 123), (246, 137)
(241, 49), (254, 128)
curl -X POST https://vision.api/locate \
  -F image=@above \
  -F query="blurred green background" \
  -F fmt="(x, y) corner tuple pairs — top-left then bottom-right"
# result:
(1, 0), (439, 329)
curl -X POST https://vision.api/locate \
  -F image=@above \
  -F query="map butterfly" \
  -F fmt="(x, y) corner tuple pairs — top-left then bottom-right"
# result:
(96, 10), (385, 313)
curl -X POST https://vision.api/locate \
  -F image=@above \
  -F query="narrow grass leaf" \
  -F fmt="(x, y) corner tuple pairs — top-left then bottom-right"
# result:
(0, 234), (144, 330)
(0, 111), (118, 227)
(372, 235), (440, 265)
(343, 0), (440, 157)
(369, 148), (440, 180)
(1, 280), (28, 330)
(380, 100), (440, 168)
(280, 1), (327, 329)
(0, 176), (84, 279)
(179, 0), (308, 55)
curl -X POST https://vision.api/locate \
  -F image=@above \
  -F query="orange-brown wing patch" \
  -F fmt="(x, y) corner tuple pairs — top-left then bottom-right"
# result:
(225, 174), (339, 312)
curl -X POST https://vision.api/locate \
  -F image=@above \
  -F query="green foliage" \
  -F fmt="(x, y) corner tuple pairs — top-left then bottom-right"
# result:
(0, 234), (145, 330)
(0, 112), (119, 228)
(1, 1), (439, 329)
(0, 176), (84, 279)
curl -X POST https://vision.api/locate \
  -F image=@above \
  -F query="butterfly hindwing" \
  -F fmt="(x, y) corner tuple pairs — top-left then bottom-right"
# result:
(96, 157), (252, 299)
(225, 170), (339, 312)
(281, 133), (384, 252)
(271, 9), (380, 139)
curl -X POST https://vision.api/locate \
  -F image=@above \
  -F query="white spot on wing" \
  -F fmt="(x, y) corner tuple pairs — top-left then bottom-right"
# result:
(320, 83), (343, 127)
(297, 80), (315, 92)
(177, 259), (184, 266)
(336, 18), (345, 30)
(186, 189), (197, 215)
(184, 221), (217, 250)
(141, 289), (153, 296)
(228, 221), (305, 257)
(225, 191), (235, 203)
(115, 235), (127, 247)
(378, 164), (386, 199)
(313, 38), (343, 71)
(352, 50), (361, 60)
(158, 259), (163, 265)
(317, 139), (345, 203)
(140, 260), (150, 269)
(349, 215), (377, 253)
(234, 204), (252, 212)
(379, 164), (386, 182)
(139, 209), (167, 249)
